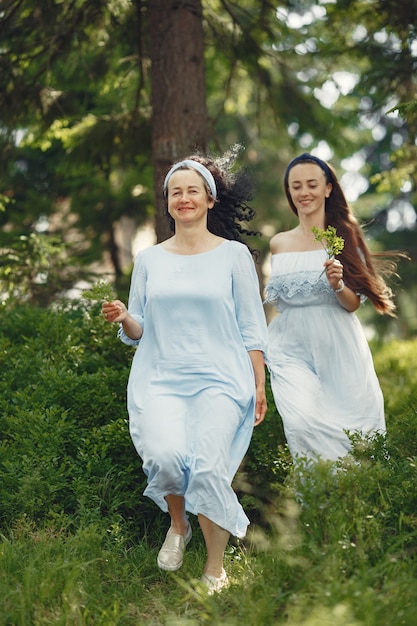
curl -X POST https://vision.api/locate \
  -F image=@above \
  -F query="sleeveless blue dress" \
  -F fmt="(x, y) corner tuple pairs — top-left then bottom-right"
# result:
(265, 249), (385, 461)
(119, 240), (267, 537)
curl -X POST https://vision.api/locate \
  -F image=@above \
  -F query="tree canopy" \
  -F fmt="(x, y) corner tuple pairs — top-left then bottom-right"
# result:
(0, 0), (415, 333)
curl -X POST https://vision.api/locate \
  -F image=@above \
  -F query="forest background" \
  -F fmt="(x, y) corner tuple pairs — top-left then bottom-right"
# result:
(1, 1), (417, 624)
(1, 0), (416, 334)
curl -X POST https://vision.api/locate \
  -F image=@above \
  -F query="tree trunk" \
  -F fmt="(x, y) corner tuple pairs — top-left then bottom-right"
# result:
(149, 0), (208, 243)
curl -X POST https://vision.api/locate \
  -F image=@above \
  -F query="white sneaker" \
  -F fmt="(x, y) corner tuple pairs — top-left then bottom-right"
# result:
(157, 524), (192, 571)
(201, 568), (229, 595)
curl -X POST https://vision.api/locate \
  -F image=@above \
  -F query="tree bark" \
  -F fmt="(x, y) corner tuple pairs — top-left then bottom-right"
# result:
(149, 0), (208, 242)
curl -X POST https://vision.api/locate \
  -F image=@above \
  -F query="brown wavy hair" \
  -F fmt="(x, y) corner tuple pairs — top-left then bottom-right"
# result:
(164, 145), (260, 255)
(285, 154), (406, 316)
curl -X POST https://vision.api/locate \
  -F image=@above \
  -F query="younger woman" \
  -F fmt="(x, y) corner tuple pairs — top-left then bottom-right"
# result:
(265, 152), (401, 462)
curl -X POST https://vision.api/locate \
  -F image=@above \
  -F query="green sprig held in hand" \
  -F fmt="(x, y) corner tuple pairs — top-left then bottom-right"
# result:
(82, 280), (115, 302)
(312, 225), (345, 259)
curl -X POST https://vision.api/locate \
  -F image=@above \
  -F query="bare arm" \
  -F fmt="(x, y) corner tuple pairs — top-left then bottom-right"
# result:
(248, 349), (267, 426)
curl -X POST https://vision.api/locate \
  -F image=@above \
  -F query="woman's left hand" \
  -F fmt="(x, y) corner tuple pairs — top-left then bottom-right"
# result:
(254, 385), (267, 426)
(102, 300), (128, 323)
(248, 350), (267, 426)
(324, 258), (344, 291)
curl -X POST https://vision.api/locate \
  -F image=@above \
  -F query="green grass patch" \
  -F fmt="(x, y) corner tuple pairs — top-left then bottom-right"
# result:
(1, 303), (417, 624)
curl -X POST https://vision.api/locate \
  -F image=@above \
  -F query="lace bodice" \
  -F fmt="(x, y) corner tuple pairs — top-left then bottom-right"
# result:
(265, 250), (337, 311)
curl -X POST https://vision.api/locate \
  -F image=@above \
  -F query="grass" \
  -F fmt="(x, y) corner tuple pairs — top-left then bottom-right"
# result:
(0, 517), (257, 625)
(1, 307), (417, 624)
(2, 439), (417, 626)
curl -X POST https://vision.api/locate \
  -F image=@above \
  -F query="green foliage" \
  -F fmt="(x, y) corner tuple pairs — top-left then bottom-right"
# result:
(0, 194), (12, 213)
(238, 376), (291, 523)
(244, 427), (417, 626)
(0, 232), (72, 306)
(0, 300), (288, 534)
(0, 0), (153, 280)
(373, 338), (417, 418)
(1, 302), (417, 623)
(1, 303), (416, 535)
(82, 279), (116, 302)
(370, 144), (417, 195)
(0, 520), (167, 626)
(0, 303), (151, 533)
(1, 0), (416, 338)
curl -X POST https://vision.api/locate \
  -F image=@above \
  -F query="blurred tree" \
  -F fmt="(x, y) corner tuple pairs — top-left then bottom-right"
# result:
(0, 0), (415, 334)
(0, 0), (153, 285)
(309, 0), (417, 335)
(149, 0), (208, 242)
(1, 0), (355, 279)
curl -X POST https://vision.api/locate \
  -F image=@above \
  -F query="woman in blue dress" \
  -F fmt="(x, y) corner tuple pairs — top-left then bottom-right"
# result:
(265, 153), (401, 462)
(102, 150), (267, 593)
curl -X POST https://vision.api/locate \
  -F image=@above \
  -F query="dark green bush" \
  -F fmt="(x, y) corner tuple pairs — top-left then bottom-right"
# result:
(373, 338), (417, 418)
(0, 302), (290, 534)
(2, 302), (417, 625)
(1, 301), (417, 546)
(0, 303), (149, 532)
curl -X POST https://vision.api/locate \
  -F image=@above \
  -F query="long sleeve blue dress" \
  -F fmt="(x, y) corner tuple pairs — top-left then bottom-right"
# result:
(265, 249), (385, 462)
(119, 240), (267, 538)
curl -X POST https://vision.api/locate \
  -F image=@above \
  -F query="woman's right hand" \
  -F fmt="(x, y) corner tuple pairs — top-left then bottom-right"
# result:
(102, 300), (128, 323)
(324, 257), (344, 291)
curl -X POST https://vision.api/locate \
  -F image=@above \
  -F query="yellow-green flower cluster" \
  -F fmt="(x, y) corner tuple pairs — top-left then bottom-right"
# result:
(312, 225), (345, 258)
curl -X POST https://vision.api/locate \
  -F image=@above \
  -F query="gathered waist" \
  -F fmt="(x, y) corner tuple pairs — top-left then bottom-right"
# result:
(277, 302), (339, 312)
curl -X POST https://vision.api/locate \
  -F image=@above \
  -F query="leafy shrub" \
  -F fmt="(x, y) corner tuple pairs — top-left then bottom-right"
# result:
(0, 301), (291, 534)
(373, 338), (417, 417)
(237, 377), (291, 523)
(0, 303), (149, 532)
(1, 302), (417, 540)
(1, 302), (417, 624)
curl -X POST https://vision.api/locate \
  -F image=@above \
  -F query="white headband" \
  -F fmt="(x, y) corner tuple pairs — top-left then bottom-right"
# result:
(163, 159), (217, 199)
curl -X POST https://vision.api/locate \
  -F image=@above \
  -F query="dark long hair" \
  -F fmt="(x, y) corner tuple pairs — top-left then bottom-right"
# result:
(285, 153), (406, 316)
(164, 145), (260, 254)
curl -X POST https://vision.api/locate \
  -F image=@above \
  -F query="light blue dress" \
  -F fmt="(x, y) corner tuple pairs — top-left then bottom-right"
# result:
(265, 249), (385, 461)
(119, 240), (267, 538)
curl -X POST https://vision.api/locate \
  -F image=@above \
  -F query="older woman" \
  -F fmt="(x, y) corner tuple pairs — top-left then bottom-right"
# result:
(103, 150), (267, 593)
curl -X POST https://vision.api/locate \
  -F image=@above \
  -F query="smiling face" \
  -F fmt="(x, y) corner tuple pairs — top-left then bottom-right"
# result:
(287, 162), (332, 217)
(166, 168), (215, 225)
